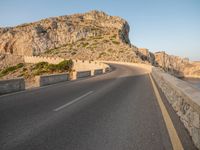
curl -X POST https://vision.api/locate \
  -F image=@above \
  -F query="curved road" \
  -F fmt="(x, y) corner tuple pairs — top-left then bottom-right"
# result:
(0, 63), (197, 150)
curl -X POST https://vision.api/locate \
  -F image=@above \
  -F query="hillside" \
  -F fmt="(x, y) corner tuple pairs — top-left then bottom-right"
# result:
(0, 10), (199, 79)
(0, 10), (143, 63)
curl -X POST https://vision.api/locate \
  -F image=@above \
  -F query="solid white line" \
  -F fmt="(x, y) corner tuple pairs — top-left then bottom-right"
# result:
(53, 91), (93, 112)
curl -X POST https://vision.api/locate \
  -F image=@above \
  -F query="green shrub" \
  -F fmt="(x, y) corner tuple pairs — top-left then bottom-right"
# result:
(56, 60), (73, 71)
(71, 52), (76, 55)
(99, 52), (107, 58)
(93, 36), (103, 40)
(0, 63), (25, 77)
(111, 34), (117, 39)
(16, 63), (24, 68)
(112, 41), (120, 45)
(1, 66), (16, 74)
(34, 60), (74, 73)
(34, 62), (48, 70)
(82, 42), (89, 48)
(103, 39), (109, 43)
(48, 64), (57, 72)
(33, 69), (48, 76)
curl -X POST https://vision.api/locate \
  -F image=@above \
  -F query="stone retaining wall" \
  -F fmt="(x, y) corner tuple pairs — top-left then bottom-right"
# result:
(0, 78), (25, 95)
(24, 56), (109, 72)
(73, 60), (108, 72)
(94, 69), (103, 75)
(24, 56), (64, 64)
(0, 58), (110, 92)
(35, 73), (69, 87)
(152, 67), (200, 149)
(102, 61), (152, 73)
(76, 71), (91, 78)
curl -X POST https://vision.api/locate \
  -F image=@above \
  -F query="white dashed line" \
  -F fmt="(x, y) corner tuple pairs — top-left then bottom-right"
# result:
(53, 91), (93, 112)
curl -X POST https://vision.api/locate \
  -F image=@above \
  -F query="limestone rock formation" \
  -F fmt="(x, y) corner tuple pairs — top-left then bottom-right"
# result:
(154, 51), (200, 77)
(1, 10), (198, 78)
(0, 10), (139, 62)
(138, 48), (155, 65)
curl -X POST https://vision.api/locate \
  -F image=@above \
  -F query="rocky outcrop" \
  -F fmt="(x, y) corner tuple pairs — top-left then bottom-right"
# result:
(0, 10), (132, 56)
(183, 61), (200, 78)
(154, 51), (200, 78)
(138, 48), (155, 65)
(0, 54), (24, 69)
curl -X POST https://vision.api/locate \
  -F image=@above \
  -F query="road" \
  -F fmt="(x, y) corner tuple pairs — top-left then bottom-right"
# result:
(0, 63), (197, 150)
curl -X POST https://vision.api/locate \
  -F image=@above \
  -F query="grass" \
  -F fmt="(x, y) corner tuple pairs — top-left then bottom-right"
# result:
(111, 34), (117, 39)
(112, 41), (120, 45)
(0, 63), (24, 77)
(32, 60), (73, 75)
(0, 60), (73, 78)
(82, 42), (89, 48)
(102, 39), (109, 43)
(71, 52), (76, 55)
(89, 36), (103, 40)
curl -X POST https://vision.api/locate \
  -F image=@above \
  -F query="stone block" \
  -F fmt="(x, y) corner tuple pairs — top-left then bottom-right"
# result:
(0, 78), (25, 95)
(36, 73), (69, 87)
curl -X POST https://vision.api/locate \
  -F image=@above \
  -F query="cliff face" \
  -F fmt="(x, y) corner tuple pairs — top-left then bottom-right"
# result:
(154, 51), (200, 78)
(138, 48), (155, 65)
(0, 11), (135, 59)
(1, 10), (199, 79)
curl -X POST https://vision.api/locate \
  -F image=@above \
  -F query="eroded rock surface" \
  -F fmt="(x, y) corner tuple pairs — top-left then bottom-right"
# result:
(154, 51), (200, 78)
(0, 10), (139, 62)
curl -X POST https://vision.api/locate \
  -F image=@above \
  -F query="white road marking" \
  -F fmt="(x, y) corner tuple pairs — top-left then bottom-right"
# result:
(149, 74), (184, 150)
(53, 91), (93, 112)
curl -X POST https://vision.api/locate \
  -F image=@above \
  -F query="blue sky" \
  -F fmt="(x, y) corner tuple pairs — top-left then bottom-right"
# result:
(0, 0), (200, 60)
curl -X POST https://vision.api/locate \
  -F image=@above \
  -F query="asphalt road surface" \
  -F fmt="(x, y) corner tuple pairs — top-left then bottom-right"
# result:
(0, 63), (197, 150)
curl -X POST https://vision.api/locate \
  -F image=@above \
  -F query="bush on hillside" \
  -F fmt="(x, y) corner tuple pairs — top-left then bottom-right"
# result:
(0, 63), (24, 77)
(33, 59), (73, 75)
(56, 60), (73, 71)
(112, 41), (120, 45)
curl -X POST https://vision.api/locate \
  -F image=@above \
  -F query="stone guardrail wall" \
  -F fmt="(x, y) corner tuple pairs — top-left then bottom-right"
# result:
(101, 61), (152, 73)
(35, 68), (109, 87)
(0, 58), (110, 94)
(0, 78), (25, 95)
(35, 73), (69, 87)
(73, 60), (109, 72)
(94, 69), (104, 75)
(152, 67), (200, 149)
(76, 71), (91, 79)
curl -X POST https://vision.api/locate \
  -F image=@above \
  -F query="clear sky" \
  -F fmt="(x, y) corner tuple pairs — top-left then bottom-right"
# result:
(0, 0), (199, 60)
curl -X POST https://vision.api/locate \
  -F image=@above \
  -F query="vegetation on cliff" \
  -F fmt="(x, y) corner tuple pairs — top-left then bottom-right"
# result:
(0, 60), (73, 79)
(0, 10), (141, 63)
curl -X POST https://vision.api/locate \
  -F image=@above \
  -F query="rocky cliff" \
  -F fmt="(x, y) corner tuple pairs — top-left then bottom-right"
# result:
(0, 10), (142, 63)
(153, 51), (200, 78)
(1, 10), (198, 78)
